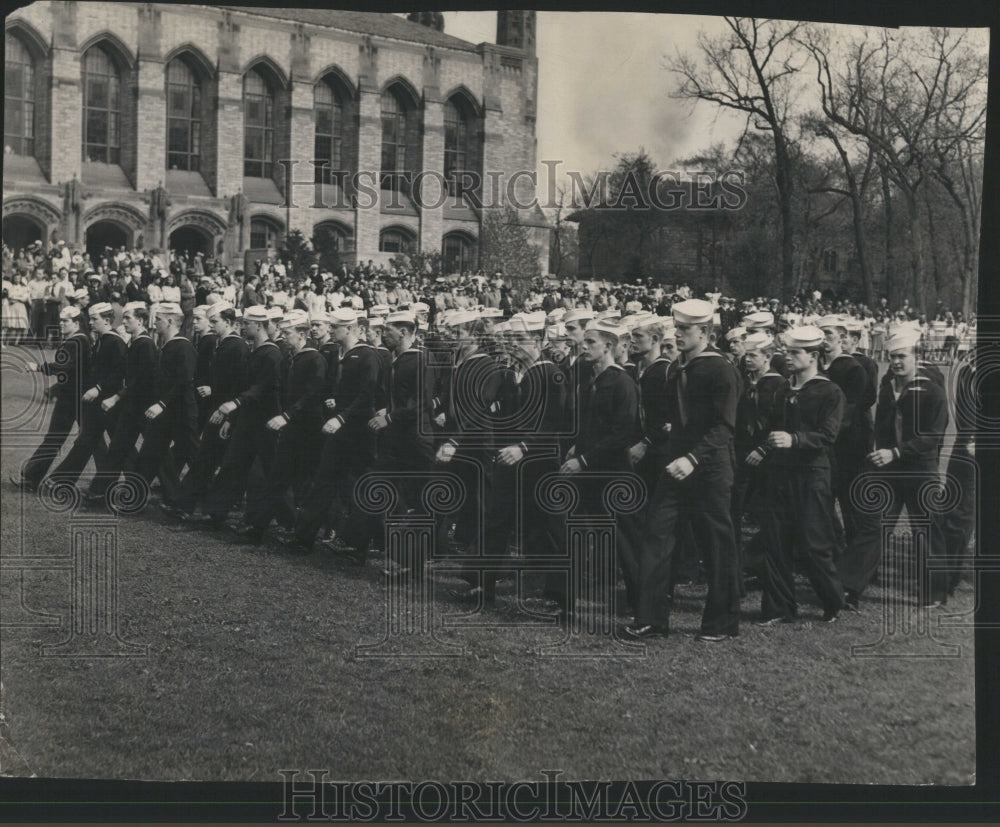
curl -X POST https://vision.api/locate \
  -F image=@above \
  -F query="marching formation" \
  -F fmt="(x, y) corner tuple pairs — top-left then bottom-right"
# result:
(11, 292), (977, 642)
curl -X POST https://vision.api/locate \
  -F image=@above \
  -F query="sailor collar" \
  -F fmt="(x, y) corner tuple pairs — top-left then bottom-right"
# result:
(638, 355), (669, 380)
(789, 374), (829, 391)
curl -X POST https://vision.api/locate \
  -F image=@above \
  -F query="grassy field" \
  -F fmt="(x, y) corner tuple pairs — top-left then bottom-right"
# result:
(0, 346), (976, 784)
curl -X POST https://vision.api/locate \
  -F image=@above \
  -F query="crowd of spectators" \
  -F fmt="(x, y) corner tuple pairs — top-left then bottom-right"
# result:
(2, 240), (975, 361)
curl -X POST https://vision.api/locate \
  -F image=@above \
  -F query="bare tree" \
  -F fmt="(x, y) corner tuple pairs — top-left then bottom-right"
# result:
(801, 26), (986, 313)
(668, 17), (805, 302)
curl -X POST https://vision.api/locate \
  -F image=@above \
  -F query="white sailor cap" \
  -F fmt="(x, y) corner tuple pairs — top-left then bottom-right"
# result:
(193, 304), (211, 318)
(886, 326), (922, 352)
(444, 308), (479, 327)
(843, 317), (864, 334)
(546, 322), (569, 340)
(329, 307), (359, 325)
(546, 307), (566, 322)
(509, 311), (546, 333)
(411, 302), (430, 315)
(123, 301), (147, 314)
(563, 308), (595, 325)
(625, 300), (643, 314)
(266, 306), (285, 321)
(309, 311), (330, 325)
(207, 301), (234, 319)
(59, 305), (82, 321)
(596, 309), (621, 321)
(280, 309), (310, 330)
(725, 326), (748, 342)
(72, 287), (89, 300)
(784, 325), (825, 349)
(743, 311), (775, 330)
(672, 299), (715, 325)
(493, 321), (511, 334)
(154, 302), (183, 317)
(585, 318), (624, 342)
(628, 312), (659, 332)
(369, 304), (390, 317)
(386, 310), (417, 327)
(243, 305), (271, 323)
(480, 307), (503, 319)
(88, 302), (114, 317)
(743, 331), (774, 352)
(367, 314), (385, 328)
(816, 314), (848, 331)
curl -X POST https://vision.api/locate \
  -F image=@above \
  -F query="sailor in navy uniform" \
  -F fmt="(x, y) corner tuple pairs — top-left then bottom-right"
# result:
(748, 326), (846, 624)
(433, 308), (506, 560)
(339, 310), (437, 564)
(133, 302), (199, 504)
(192, 305), (218, 433)
(838, 326), (950, 609)
(164, 301), (249, 519)
(628, 299), (742, 641)
(46, 302), (127, 486)
(13, 305), (93, 491)
(732, 331), (788, 586)
(285, 308), (381, 554)
(818, 315), (875, 552)
(744, 311), (788, 378)
(189, 306), (283, 530)
(86, 302), (158, 502)
(236, 310), (326, 544)
(560, 318), (640, 618)
(469, 311), (568, 604)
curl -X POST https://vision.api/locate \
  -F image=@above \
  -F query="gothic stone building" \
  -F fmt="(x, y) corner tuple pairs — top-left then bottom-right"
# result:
(3, 4), (549, 274)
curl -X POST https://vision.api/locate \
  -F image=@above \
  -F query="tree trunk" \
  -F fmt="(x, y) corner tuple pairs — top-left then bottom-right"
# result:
(880, 165), (895, 307)
(902, 189), (926, 313)
(775, 136), (796, 304)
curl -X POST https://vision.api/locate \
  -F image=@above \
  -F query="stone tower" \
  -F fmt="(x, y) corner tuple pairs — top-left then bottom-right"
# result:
(496, 11), (536, 56)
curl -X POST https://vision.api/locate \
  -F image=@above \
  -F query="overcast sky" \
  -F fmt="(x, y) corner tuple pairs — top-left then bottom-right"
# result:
(441, 12), (750, 186)
(425, 13), (988, 200)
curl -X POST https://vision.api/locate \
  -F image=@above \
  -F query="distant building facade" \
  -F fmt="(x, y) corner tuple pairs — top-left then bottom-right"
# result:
(3, 4), (549, 273)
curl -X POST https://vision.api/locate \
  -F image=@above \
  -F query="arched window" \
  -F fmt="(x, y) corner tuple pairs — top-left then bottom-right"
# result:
(314, 222), (352, 252)
(379, 227), (414, 255)
(443, 232), (477, 275)
(380, 89), (407, 191)
(4, 33), (35, 156)
(314, 80), (343, 184)
(244, 69), (274, 178)
(82, 45), (121, 163)
(444, 100), (469, 195)
(250, 217), (279, 250)
(166, 58), (201, 171)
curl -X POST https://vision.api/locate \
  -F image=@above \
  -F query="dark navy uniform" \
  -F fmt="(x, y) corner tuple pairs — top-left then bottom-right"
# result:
(757, 376), (846, 621)
(340, 346), (437, 554)
(134, 335), (199, 502)
(21, 330), (92, 486)
(826, 352), (874, 548)
(194, 331), (218, 432)
(293, 342), (381, 547)
(942, 360), (977, 594)
(173, 332), (249, 514)
(202, 340), (283, 523)
(480, 356), (568, 600)
(90, 332), (158, 498)
(49, 330), (127, 485)
(839, 371), (949, 604)
(732, 370), (788, 579)
(246, 346), (326, 533)
(634, 347), (742, 637)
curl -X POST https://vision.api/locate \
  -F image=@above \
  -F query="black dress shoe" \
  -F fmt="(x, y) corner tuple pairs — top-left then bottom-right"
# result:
(821, 610), (839, 623)
(695, 633), (737, 642)
(624, 624), (670, 639)
(159, 502), (189, 521)
(755, 616), (795, 627)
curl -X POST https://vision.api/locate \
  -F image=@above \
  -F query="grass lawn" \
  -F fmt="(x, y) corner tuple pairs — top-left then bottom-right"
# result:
(0, 346), (976, 784)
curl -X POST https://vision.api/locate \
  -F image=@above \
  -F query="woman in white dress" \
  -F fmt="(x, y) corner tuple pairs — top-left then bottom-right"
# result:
(3, 273), (31, 346)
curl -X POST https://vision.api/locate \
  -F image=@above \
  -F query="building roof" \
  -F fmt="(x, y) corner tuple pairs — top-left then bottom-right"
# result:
(217, 8), (479, 52)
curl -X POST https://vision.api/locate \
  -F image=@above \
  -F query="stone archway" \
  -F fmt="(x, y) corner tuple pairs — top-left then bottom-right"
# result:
(166, 209), (228, 260)
(85, 220), (131, 264)
(2, 215), (44, 250)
